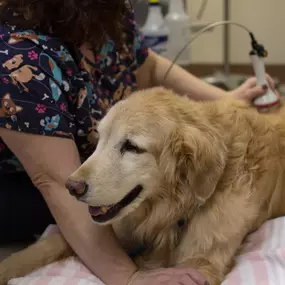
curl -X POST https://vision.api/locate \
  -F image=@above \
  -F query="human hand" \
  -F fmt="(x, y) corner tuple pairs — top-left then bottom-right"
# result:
(127, 268), (209, 285)
(229, 74), (280, 102)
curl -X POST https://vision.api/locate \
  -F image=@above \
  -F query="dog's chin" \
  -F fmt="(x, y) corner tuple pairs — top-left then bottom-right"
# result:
(88, 185), (143, 224)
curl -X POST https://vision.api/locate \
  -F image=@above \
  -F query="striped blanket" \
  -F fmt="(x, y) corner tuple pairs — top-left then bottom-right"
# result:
(9, 217), (285, 285)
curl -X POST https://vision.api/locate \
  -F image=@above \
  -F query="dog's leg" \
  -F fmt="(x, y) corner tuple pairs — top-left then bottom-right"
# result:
(174, 193), (261, 285)
(177, 256), (231, 285)
(0, 233), (73, 285)
(18, 81), (29, 92)
(176, 224), (257, 285)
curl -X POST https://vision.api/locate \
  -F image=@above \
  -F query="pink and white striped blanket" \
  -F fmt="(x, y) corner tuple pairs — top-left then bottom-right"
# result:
(8, 217), (285, 285)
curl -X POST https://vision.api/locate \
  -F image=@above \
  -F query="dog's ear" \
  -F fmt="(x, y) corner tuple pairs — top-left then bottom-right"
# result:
(160, 125), (226, 204)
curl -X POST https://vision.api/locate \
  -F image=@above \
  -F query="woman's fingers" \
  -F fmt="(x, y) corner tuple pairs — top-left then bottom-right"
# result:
(127, 267), (209, 285)
(265, 73), (276, 90)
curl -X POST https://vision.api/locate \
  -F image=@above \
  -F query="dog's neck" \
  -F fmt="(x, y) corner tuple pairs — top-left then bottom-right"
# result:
(178, 98), (241, 141)
(117, 185), (198, 258)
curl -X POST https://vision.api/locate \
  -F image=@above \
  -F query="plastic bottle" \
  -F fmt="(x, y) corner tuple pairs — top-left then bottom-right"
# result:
(164, 0), (191, 66)
(140, 0), (169, 57)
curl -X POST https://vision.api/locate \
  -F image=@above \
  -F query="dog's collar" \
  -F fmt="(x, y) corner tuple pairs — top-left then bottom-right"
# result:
(128, 219), (185, 259)
(177, 218), (185, 228)
(128, 245), (146, 259)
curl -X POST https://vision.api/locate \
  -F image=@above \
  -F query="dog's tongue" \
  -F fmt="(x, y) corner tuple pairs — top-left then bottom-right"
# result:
(89, 205), (112, 216)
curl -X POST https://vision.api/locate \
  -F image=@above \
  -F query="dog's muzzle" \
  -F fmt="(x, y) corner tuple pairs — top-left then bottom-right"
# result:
(89, 184), (143, 223)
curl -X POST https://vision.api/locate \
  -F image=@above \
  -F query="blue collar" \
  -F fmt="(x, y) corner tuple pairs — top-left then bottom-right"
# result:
(128, 245), (146, 259)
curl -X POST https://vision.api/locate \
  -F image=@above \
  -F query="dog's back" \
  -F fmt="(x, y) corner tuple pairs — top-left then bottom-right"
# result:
(261, 105), (285, 219)
(213, 97), (285, 221)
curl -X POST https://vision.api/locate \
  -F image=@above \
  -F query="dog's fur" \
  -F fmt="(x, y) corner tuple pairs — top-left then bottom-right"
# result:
(1, 87), (285, 285)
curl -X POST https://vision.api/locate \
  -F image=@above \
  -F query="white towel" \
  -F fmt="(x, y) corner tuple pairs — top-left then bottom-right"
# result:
(9, 217), (285, 285)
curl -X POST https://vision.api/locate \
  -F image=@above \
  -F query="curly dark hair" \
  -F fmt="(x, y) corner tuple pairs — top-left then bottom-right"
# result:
(0, 0), (130, 49)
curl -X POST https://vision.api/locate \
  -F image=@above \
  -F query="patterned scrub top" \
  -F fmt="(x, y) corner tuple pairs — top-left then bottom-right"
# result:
(0, 11), (148, 174)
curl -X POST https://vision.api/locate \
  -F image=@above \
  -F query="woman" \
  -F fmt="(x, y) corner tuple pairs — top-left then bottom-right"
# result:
(0, 1), (277, 285)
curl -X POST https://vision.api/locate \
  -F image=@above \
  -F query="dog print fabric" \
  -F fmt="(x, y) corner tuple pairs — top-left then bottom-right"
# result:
(0, 10), (148, 174)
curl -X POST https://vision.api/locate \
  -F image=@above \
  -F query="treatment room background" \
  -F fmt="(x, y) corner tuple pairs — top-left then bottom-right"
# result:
(133, 0), (285, 92)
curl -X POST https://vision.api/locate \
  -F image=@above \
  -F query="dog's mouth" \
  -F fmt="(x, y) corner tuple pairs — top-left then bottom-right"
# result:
(88, 185), (143, 223)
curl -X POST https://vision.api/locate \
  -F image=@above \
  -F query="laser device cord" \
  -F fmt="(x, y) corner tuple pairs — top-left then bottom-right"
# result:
(163, 20), (266, 82)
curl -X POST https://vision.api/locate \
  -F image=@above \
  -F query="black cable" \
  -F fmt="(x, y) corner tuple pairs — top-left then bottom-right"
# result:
(163, 20), (264, 82)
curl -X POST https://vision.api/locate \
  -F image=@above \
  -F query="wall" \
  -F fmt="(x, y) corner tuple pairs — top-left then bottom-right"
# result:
(188, 0), (285, 64)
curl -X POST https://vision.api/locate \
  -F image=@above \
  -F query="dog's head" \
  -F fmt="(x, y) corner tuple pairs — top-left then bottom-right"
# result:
(66, 88), (226, 225)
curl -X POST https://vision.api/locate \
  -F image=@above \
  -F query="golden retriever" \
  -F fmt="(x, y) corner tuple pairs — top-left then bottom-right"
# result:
(1, 87), (285, 285)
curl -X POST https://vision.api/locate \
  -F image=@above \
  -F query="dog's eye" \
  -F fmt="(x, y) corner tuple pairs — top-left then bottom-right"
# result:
(121, 139), (145, 155)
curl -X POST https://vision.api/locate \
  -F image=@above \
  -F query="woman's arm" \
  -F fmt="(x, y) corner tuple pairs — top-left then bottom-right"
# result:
(136, 49), (273, 101)
(137, 50), (227, 100)
(0, 129), (137, 285)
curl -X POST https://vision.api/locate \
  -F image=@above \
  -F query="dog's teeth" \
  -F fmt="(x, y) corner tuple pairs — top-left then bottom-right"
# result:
(89, 205), (112, 217)
(101, 206), (109, 213)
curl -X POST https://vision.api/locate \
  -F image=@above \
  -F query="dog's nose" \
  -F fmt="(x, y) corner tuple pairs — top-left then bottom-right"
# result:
(65, 179), (89, 199)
